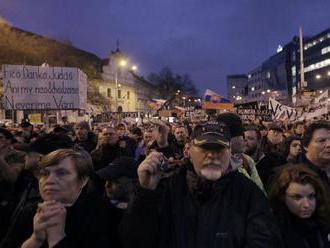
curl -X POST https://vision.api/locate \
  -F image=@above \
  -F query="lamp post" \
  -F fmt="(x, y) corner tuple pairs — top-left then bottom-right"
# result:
(114, 59), (137, 112)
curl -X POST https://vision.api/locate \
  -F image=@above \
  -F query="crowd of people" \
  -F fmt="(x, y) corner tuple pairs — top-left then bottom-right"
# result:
(0, 113), (329, 247)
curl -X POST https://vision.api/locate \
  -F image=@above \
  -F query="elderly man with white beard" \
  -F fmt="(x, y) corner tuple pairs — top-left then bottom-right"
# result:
(119, 121), (283, 248)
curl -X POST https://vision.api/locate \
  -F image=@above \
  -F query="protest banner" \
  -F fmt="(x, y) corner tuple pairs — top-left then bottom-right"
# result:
(2, 64), (87, 110)
(304, 90), (328, 120)
(236, 107), (272, 122)
(268, 98), (298, 121)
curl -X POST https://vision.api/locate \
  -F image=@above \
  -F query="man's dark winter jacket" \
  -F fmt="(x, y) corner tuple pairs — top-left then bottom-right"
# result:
(301, 154), (330, 189)
(119, 169), (283, 248)
(1, 180), (116, 248)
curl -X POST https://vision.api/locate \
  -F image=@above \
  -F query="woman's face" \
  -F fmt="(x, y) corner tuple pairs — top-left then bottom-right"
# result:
(289, 140), (302, 158)
(38, 158), (85, 205)
(285, 182), (316, 219)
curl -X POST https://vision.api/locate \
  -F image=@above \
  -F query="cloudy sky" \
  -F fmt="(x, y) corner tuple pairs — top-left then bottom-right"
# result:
(1, 0), (329, 96)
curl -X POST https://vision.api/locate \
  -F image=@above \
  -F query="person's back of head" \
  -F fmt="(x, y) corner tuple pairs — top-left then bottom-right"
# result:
(217, 113), (244, 154)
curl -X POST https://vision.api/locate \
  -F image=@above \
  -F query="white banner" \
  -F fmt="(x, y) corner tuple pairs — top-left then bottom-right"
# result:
(268, 98), (298, 121)
(2, 64), (87, 110)
(304, 90), (328, 120)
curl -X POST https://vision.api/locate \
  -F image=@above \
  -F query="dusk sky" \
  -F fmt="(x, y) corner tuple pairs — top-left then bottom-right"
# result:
(1, 0), (330, 96)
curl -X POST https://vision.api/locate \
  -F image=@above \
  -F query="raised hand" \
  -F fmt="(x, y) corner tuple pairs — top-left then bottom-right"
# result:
(137, 151), (164, 190)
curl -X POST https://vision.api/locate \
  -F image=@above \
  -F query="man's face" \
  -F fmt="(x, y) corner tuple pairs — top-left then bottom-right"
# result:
(143, 131), (154, 145)
(38, 158), (85, 205)
(244, 130), (259, 155)
(0, 133), (11, 150)
(190, 144), (230, 181)
(267, 130), (284, 145)
(75, 127), (88, 141)
(174, 127), (187, 143)
(101, 128), (119, 145)
(117, 126), (126, 137)
(305, 128), (330, 166)
(154, 128), (168, 145)
(230, 136), (245, 155)
(294, 124), (305, 135)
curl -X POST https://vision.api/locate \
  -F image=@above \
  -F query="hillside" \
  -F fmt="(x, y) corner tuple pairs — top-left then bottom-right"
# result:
(0, 18), (111, 107)
(0, 18), (102, 79)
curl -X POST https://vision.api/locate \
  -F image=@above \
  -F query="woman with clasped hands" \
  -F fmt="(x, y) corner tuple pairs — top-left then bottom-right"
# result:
(1, 149), (113, 248)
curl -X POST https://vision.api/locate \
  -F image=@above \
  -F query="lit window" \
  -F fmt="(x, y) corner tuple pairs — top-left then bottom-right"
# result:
(118, 90), (121, 98)
(304, 59), (330, 73)
(107, 88), (111, 97)
(321, 46), (330, 55)
(291, 66), (296, 76)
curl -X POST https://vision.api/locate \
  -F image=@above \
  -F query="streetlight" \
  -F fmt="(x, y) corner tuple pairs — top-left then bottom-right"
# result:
(114, 59), (138, 112)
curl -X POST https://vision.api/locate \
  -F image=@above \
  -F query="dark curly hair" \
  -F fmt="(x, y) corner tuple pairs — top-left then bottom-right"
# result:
(281, 136), (301, 161)
(269, 164), (330, 231)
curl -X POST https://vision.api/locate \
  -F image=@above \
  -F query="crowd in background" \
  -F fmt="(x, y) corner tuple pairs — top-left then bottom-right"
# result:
(0, 114), (329, 247)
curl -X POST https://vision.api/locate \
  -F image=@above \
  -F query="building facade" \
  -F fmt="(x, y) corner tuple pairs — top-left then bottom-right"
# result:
(227, 74), (248, 104)
(100, 48), (157, 113)
(292, 28), (330, 93)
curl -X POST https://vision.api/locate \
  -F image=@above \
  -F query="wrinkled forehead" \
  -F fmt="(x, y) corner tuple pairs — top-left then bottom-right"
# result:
(311, 128), (330, 139)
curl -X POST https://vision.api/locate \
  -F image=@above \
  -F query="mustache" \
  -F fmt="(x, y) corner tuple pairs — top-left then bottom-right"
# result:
(202, 159), (222, 167)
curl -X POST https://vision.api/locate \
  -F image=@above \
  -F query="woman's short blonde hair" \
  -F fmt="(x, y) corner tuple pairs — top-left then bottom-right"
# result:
(38, 149), (93, 181)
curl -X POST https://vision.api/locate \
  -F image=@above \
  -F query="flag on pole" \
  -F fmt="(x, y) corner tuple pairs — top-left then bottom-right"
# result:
(202, 89), (233, 110)
(148, 99), (166, 110)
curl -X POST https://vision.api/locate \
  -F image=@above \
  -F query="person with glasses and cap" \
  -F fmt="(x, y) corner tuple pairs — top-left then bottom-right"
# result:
(119, 121), (283, 248)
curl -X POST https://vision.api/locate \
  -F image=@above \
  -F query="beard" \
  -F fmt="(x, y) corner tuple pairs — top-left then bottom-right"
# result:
(200, 159), (227, 181)
(245, 146), (257, 156)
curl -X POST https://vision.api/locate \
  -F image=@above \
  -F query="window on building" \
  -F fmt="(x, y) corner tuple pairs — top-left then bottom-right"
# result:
(118, 90), (121, 98)
(304, 58), (330, 73)
(321, 46), (330, 55)
(291, 66), (296, 77)
(127, 91), (130, 100)
(107, 88), (111, 97)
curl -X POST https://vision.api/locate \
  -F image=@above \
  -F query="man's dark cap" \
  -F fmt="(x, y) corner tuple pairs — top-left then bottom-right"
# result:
(217, 113), (243, 138)
(28, 133), (74, 155)
(96, 157), (137, 180)
(191, 121), (231, 148)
